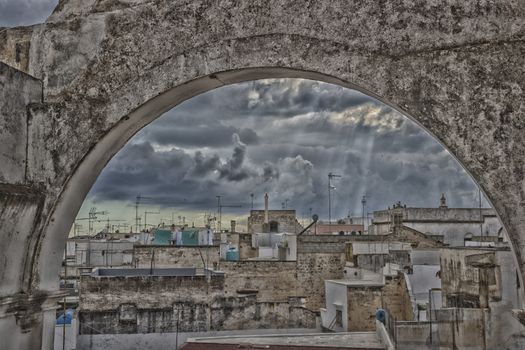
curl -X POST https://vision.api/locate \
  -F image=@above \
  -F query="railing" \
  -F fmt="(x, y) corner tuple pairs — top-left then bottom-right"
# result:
(383, 309), (397, 349)
(327, 314), (338, 331)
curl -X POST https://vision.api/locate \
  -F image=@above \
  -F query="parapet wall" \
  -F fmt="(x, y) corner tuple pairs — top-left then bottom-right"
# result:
(220, 261), (299, 302)
(134, 245), (220, 269)
(79, 294), (317, 335)
(80, 274), (225, 310)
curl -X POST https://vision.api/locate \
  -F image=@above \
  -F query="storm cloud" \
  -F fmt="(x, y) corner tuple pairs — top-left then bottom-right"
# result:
(0, 0), (57, 27)
(83, 78), (485, 225)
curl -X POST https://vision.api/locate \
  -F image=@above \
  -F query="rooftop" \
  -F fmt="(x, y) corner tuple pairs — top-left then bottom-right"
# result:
(183, 332), (384, 349)
(373, 207), (497, 223)
(326, 278), (384, 288)
(91, 267), (224, 277)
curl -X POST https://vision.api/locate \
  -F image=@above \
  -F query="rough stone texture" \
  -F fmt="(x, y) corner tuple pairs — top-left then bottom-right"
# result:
(397, 308), (525, 350)
(440, 248), (504, 308)
(347, 286), (383, 332)
(0, 63), (41, 184)
(79, 274), (316, 335)
(220, 261), (300, 302)
(382, 274), (413, 322)
(248, 210), (303, 233)
(134, 245), (220, 269)
(80, 274), (224, 310)
(237, 233), (258, 260)
(0, 185), (44, 297)
(344, 274), (412, 332)
(0, 26), (39, 73)
(297, 235), (356, 309)
(1, 1), (525, 348)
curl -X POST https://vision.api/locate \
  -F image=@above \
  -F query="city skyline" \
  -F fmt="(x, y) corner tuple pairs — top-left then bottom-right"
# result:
(75, 78), (489, 234)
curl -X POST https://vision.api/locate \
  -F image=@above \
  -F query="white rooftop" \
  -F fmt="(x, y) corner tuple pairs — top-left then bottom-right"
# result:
(187, 332), (384, 348)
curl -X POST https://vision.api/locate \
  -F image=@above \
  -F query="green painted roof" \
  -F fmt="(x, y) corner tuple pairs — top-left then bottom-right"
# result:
(153, 229), (172, 245)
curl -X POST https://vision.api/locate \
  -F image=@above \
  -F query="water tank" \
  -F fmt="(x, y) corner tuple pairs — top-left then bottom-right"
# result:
(226, 247), (239, 261)
(375, 309), (386, 323)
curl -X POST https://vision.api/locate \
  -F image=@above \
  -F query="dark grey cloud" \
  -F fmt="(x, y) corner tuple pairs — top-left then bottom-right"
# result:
(138, 119), (259, 148)
(0, 0), (57, 27)
(218, 134), (254, 182)
(86, 78), (488, 222)
(132, 79), (377, 149)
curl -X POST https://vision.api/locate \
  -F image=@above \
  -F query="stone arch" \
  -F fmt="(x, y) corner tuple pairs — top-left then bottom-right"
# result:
(1, 1), (524, 348)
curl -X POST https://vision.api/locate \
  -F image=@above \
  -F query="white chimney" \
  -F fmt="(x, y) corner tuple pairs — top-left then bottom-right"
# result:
(264, 193), (269, 224)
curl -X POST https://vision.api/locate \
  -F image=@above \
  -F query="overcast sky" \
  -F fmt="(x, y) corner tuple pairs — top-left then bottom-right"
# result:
(76, 79), (488, 233)
(0, 1), (489, 234)
(0, 0), (57, 27)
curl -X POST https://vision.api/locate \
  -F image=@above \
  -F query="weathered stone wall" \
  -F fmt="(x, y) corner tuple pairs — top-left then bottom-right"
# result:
(297, 235), (355, 310)
(0, 26), (38, 73)
(134, 245), (220, 269)
(345, 274), (412, 332)
(80, 253), (333, 334)
(210, 294), (316, 331)
(79, 284), (316, 335)
(0, 63), (41, 185)
(396, 308), (525, 350)
(356, 254), (388, 272)
(79, 302), (209, 335)
(238, 233), (257, 260)
(434, 247), (525, 349)
(248, 210), (302, 233)
(440, 248), (504, 308)
(79, 274), (225, 311)
(0, 63), (53, 350)
(298, 252), (346, 311)
(220, 261), (300, 302)
(382, 274), (413, 321)
(347, 286), (383, 331)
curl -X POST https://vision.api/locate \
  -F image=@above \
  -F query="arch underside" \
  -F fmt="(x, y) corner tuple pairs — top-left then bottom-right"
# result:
(0, 1), (525, 348)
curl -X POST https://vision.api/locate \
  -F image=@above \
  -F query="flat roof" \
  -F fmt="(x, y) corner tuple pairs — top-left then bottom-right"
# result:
(91, 267), (224, 277)
(326, 279), (384, 288)
(184, 332), (384, 349)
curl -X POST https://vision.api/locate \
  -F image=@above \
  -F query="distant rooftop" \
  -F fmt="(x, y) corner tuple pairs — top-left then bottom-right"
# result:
(91, 267), (224, 277)
(183, 332), (384, 349)
(373, 207), (496, 223)
(326, 278), (384, 288)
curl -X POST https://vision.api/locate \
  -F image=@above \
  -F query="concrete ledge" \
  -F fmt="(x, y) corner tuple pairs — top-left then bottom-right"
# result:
(376, 320), (394, 350)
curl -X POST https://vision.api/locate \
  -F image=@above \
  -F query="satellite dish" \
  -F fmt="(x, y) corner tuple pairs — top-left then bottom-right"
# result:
(375, 309), (386, 323)
(312, 214), (319, 222)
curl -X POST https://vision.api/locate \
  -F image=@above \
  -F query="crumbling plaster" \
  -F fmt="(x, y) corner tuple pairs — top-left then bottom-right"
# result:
(1, 1), (525, 348)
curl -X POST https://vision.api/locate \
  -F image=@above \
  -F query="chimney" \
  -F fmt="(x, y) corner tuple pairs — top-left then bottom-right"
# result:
(231, 220), (236, 233)
(264, 193), (269, 224)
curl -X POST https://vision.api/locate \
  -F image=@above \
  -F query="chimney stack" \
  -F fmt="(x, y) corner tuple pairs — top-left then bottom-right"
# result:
(231, 220), (236, 233)
(264, 193), (269, 224)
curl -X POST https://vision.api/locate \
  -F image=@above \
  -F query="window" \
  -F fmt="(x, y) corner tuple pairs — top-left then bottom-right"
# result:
(335, 309), (343, 327)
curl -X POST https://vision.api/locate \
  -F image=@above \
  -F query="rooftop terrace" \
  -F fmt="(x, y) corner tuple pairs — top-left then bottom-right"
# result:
(91, 267), (224, 277)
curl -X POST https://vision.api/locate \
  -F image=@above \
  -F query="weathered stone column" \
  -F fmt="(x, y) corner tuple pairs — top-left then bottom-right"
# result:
(0, 62), (62, 350)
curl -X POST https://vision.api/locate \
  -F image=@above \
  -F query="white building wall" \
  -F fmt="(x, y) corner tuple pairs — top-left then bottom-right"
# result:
(74, 241), (134, 267)
(405, 222), (500, 246)
(321, 281), (348, 332)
